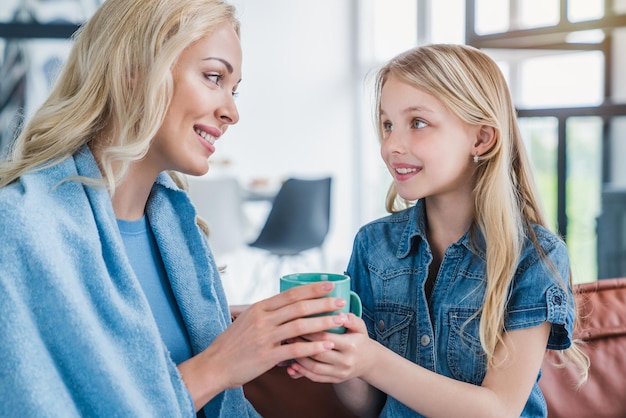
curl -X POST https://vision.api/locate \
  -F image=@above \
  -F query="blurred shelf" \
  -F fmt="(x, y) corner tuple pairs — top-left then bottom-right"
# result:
(0, 22), (80, 40)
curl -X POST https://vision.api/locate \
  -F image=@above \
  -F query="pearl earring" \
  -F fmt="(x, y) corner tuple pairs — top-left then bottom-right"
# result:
(473, 153), (479, 164)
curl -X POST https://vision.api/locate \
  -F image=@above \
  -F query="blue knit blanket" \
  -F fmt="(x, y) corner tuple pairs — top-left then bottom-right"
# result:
(0, 146), (257, 417)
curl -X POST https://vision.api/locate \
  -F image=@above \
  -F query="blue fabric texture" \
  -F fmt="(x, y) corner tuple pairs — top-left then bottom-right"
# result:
(346, 200), (574, 418)
(0, 146), (259, 417)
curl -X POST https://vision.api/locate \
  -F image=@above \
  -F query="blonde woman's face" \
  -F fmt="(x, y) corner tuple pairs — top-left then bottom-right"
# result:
(148, 22), (242, 177)
(379, 75), (480, 203)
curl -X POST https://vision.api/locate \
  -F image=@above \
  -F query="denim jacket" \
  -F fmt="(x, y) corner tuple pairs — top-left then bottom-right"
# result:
(346, 200), (574, 417)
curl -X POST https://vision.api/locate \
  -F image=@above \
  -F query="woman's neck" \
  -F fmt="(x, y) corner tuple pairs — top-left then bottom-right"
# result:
(112, 163), (157, 221)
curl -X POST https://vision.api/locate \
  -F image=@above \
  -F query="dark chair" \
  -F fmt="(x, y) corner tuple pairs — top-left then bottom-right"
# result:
(248, 177), (332, 274)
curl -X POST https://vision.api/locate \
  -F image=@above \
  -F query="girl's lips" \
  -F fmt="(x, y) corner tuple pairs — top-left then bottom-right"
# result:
(392, 165), (421, 180)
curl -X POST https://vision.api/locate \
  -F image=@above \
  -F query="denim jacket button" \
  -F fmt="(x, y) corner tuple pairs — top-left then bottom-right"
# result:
(377, 320), (385, 332)
(552, 294), (562, 305)
(420, 334), (431, 346)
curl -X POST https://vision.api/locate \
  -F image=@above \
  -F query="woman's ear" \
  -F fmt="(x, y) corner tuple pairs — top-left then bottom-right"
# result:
(474, 125), (496, 156)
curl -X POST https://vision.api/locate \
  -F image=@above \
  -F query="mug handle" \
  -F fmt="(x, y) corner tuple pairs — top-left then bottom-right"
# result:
(349, 291), (362, 318)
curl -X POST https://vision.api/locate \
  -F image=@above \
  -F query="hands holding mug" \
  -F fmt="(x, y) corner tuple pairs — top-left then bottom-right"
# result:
(279, 272), (362, 333)
(275, 273), (375, 387)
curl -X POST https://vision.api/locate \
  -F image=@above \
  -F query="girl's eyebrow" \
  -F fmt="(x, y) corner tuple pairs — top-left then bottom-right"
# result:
(380, 106), (435, 117)
(402, 106), (435, 115)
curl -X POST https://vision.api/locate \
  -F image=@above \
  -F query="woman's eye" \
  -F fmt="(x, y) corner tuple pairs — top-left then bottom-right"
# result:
(204, 73), (223, 85)
(412, 119), (427, 129)
(382, 122), (393, 132)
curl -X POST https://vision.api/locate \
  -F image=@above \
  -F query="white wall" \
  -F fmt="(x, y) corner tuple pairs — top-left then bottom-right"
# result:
(215, 0), (364, 272)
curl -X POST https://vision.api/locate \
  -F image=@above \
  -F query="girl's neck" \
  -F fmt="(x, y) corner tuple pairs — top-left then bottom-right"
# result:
(424, 194), (474, 257)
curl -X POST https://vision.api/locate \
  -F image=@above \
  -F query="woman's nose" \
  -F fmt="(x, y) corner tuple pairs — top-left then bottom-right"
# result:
(218, 94), (239, 125)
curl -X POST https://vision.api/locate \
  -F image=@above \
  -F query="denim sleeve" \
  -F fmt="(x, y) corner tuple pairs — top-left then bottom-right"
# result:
(504, 238), (574, 350)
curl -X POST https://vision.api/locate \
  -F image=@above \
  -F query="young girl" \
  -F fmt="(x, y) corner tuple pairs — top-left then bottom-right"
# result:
(0, 0), (343, 416)
(287, 44), (589, 417)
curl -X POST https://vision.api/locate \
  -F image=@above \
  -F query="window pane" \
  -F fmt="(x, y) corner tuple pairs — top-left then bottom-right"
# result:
(615, 0), (626, 14)
(475, 0), (562, 33)
(372, 0), (417, 62)
(518, 0), (559, 29)
(474, 0), (509, 34)
(568, 0), (604, 22)
(518, 51), (604, 108)
(566, 117), (602, 283)
(430, 0), (465, 44)
(519, 117), (559, 231)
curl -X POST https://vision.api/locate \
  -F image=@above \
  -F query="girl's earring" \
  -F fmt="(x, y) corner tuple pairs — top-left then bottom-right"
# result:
(473, 153), (479, 164)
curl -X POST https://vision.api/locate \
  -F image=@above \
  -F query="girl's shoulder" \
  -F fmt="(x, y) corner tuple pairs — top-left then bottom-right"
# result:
(354, 206), (420, 245)
(518, 223), (569, 274)
(358, 205), (418, 232)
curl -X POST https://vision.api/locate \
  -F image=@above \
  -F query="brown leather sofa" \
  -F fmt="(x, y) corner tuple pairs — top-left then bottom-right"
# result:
(539, 277), (626, 418)
(235, 277), (626, 417)
(243, 366), (357, 418)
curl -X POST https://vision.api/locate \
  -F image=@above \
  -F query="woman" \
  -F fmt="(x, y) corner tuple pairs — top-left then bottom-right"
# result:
(0, 0), (344, 416)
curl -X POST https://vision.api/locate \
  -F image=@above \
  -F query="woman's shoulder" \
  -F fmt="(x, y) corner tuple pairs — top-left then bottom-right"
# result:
(0, 159), (97, 243)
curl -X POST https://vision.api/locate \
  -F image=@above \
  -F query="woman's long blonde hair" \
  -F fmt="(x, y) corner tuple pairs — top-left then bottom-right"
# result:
(375, 44), (588, 382)
(0, 0), (239, 198)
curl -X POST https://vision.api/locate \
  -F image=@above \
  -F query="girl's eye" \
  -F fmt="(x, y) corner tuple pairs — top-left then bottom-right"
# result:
(412, 118), (427, 129)
(204, 73), (223, 85)
(232, 90), (239, 99)
(382, 121), (393, 132)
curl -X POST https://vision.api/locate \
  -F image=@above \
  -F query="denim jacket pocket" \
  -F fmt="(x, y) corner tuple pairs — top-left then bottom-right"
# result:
(374, 304), (414, 358)
(447, 307), (487, 384)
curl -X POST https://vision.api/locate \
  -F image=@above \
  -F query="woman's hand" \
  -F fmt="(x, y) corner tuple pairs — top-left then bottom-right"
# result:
(178, 281), (348, 410)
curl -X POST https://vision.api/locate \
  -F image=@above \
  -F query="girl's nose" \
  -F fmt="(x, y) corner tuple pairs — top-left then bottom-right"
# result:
(384, 130), (406, 154)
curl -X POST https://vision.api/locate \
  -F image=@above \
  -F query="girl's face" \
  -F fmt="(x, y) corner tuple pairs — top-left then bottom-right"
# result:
(379, 75), (481, 203)
(147, 22), (242, 177)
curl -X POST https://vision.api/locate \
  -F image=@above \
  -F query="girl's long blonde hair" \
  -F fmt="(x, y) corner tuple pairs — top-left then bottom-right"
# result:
(0, 0), (239, 198)
(375, 44), (588, 382)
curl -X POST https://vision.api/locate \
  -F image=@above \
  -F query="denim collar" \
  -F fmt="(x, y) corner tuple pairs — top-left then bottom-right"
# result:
(396, 200), (487, 262)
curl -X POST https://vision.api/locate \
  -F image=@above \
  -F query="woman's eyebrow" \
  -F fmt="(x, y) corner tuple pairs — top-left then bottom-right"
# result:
(203, 57), (233, 74)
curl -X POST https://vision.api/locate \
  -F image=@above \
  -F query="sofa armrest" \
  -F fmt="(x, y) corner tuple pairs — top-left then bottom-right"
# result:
(539, 277), (626, 418)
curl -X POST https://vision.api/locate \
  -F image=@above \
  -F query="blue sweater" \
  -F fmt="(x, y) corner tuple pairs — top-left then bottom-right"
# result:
(0, 146), (258, 417)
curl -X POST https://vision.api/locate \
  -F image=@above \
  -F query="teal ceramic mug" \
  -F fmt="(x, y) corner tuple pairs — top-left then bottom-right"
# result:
(279, 272), (362, 334)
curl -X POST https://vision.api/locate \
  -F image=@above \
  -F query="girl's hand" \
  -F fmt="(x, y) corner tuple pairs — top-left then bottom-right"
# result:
(286, 313), (375, 384)
(178, 282), (349, 410)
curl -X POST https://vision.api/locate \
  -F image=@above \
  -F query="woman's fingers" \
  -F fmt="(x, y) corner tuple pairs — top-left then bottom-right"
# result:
(259, 282), (335, 312)
(273, 312), (348, 344)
